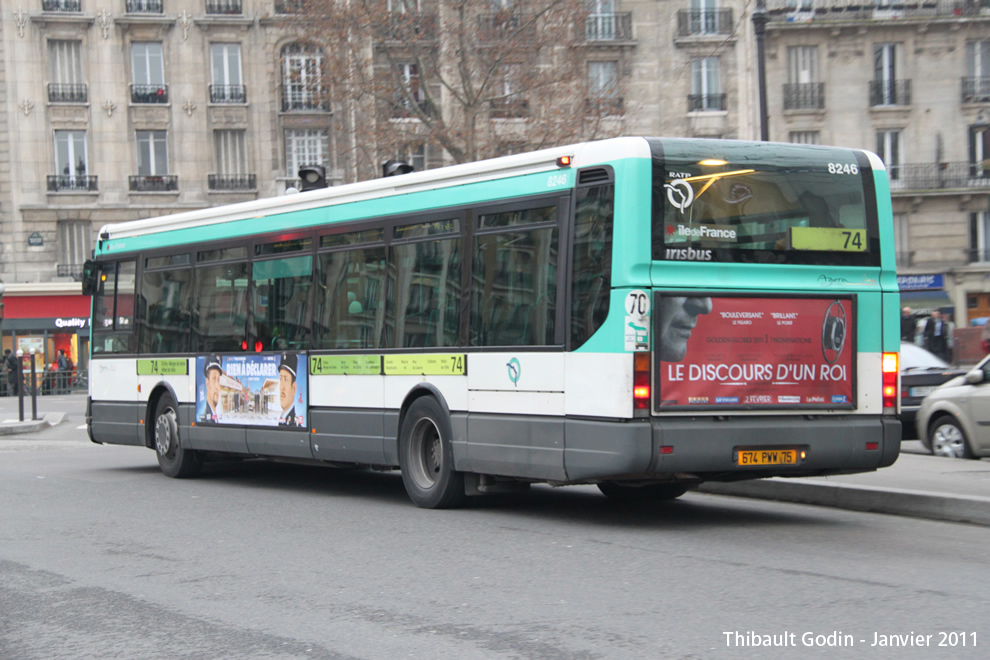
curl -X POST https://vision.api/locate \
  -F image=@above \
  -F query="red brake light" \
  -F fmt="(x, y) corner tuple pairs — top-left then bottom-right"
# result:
(882, 352), (898, 410)
(633, 353), (651, 410)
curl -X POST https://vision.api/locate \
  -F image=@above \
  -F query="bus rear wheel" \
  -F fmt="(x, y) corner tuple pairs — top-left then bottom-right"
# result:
(154, 395), (201, 478)
(598, 481), (688, 503)
(399, 397), (465, 509)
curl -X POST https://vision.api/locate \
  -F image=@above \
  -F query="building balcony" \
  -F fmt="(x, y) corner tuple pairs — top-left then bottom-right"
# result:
(585, 13), (634, 41)
(383, 12), (438, 40)
(281, 90), (329, 112)
(208, 173), (256, 190)
(676, 9), (733, 37)
(41, 0), (81, 11)
(57, 264), (85, 281)
(477, 12), (536, 42)
(206, 0), (243, 14)
(129, 175), (178, 192)
(390, 97), (435, 119)
(870, 79), (911, 107)
(210, 84), (247, 104)
(48, 83), (88, 104)
(688, 93), (726, 112)
(131, 84), (169, 104)
(275, 0), (304, 13)
(888, 161), (990, 191)
(585, 96), (624, 116)
(47, 175), (97, 192)
(783, 82), (825, 110)
(490, 98), (529, 119)
(962, 77), (990, 103)
(125, 0), (163, 13)
(766, 0), (990, 23)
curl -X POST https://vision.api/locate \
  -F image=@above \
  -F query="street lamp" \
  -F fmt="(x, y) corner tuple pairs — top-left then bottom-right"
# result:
(753, 0), (770, 141)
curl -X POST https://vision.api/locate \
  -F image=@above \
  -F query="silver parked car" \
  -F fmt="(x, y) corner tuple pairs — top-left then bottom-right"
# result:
(916, 355), (990, 459)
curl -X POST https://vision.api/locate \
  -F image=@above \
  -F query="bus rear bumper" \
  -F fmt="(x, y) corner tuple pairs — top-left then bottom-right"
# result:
(564, 414), (900, 482)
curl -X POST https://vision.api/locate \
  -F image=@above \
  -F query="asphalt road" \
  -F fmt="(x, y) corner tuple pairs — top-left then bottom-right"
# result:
(1, 411), (987, 659)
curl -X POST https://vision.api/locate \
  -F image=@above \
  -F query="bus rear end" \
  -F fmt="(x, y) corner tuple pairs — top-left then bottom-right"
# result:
(634, 138), (899, 484)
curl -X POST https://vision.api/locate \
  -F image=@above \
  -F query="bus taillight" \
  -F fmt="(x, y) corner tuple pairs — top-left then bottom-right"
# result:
(633, 353), (651, 411)
(882, 352), (898, 410)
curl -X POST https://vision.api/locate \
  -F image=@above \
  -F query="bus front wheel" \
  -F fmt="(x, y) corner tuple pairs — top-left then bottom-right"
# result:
(598, 481), (688, 503)
(154, 395), (201, 478)
(399, 397), (465, 509)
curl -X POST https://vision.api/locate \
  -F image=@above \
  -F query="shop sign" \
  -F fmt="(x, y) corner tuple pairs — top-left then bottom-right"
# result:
(897, 274), (944, 291)
(55, 317), (89, 329)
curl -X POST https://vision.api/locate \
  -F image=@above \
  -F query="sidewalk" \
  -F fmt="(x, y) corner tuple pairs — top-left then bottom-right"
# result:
(698, 442), (990, 526)
(0, 392), (73, 435)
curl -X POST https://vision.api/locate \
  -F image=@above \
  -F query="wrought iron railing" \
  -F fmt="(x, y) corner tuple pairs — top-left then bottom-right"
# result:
(766, 0), (990, 22)
(676, 9), (733, 37)
(210, 85), (247, 104)
(57, 264), (85, 280)
(585, 97), (624, 116)
(783, 82), (824, 110)
(384, 12), (438, 39)
(206, 0), (243, 14)
(48, 83), (88, 103)
(125, 0), (163, 13)
(585, 13), (634, 41)
(962, 77), (990, 103)
(42, 0), (81, 11)
(688, 93), (726, 112)
(888, 161), (990, 191)
(131, 84), (169, 104)
(129, 175), (178, 192)
(281, 89), (329, 112)
(47, 175), (98, 192)
(870, 79), (911, 106)
(209, 174), (257, 190)
(390, 97), (433, 119)
(275, 0), (304, 13)
(490, 98), (529, 119)
(477, 12), (536, 41)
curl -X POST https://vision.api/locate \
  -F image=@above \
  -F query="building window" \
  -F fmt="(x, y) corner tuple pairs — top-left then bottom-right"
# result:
(690, 57), (724, 111)
(210, 44), (245, 104)
(136, 130), (168, 175)
(587, 0), (617, 40)
(784, 45), (823, 110)
(789, 131), (820, 145)
(893, 213), (910, 267)
(281, 43), (325, 111)
(964, 40), (990, 102)
(285, 129), (328, 178)
(54, 130), (87, 178)
(399, 144), (427, 171)
(131, 42), (166, 103)
(215, 130), (247, 174)
(687, 0), (719, 36)
(876, 129), (902, 181)
(393, 62), (426, 117)
(969, 124), (990, 177)
(48, 40), (86, 103)
(587, 60), (621, 115)
(491, 63), (527, 118)
(57, 221), (93, 277)
(872, 43), (907, 106)
(970, 212), (990, 263)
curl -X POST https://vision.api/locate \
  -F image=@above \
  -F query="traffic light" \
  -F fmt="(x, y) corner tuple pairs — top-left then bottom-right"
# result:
(298, 165), (327, 191)
(382, 160), (414, 178)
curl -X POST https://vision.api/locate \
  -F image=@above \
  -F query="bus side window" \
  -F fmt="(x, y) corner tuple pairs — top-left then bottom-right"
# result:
(91, 260), (137, 354)
(571, 183), (614, 349)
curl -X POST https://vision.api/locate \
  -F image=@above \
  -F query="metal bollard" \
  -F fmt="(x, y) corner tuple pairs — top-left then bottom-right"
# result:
(29, 348), (38, 421)
(16, 349), (24, 422)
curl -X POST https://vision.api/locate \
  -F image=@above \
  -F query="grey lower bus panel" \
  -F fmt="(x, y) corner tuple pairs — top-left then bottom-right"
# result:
(310, 408), (386, 465)
(90, 401), (144, 447)
(459, 414), (567, 481)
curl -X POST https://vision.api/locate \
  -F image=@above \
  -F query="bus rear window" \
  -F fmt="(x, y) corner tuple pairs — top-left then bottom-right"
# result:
(650, 139), (880, 266)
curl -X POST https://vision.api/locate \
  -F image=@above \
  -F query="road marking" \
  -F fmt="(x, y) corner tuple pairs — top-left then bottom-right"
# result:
(76, 425), (87, 430)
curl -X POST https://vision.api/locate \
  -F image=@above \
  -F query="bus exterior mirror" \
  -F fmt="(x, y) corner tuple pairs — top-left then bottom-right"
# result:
(81, 259), (100, 296)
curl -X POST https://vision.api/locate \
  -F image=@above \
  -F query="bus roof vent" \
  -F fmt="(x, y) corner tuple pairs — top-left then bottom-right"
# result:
(578, 167), (612, 185)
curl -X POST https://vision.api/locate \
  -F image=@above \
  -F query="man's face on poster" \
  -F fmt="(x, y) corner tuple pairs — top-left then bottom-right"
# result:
(658, 296), (713, 362)
(279, 369), (296, 412)
(206, 368), (221, 410)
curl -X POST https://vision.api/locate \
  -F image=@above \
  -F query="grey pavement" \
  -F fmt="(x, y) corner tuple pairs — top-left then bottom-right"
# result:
(2, 391), (988, 526)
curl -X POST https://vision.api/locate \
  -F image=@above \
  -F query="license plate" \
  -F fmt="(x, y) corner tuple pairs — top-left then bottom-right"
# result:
(736, 449), (799, 466)
(909, 385), (936, 398)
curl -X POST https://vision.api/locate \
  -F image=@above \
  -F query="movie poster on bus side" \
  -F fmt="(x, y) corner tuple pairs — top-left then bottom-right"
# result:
(196, 352), (308, 428)
(655, 295), (855, 409)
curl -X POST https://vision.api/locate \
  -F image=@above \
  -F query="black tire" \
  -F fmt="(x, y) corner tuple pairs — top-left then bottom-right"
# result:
(153, 395), (201, 478)
(598, 481), (688, 503)
(928, 415), (975, 460)
(399, 397), (465, 509)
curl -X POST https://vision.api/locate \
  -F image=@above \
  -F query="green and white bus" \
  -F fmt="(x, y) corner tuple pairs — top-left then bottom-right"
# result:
(85, 137), (901, 508)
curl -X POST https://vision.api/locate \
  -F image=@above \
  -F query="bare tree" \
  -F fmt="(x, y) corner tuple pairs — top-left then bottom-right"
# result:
(276, 0), (625, 181)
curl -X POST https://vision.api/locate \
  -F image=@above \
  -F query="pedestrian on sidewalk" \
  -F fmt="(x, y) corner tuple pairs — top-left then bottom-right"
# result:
(4, 349), (20, 396)
(56, 349), (72, 394)
(924, 310), (952, 363)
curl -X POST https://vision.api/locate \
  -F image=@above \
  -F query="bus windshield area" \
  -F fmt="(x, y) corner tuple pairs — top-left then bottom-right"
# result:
(650, 139), (880, 266)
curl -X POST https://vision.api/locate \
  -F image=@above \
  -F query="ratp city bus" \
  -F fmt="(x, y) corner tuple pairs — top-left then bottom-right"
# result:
(84, 137), (901, 508)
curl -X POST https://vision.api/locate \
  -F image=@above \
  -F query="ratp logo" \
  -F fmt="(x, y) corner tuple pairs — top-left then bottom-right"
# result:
(506, 358), (520, 387)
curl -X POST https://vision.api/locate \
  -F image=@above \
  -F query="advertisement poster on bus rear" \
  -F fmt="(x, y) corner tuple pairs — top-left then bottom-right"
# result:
(655, 295), (855, 410)
(196, 352), (308, 428)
